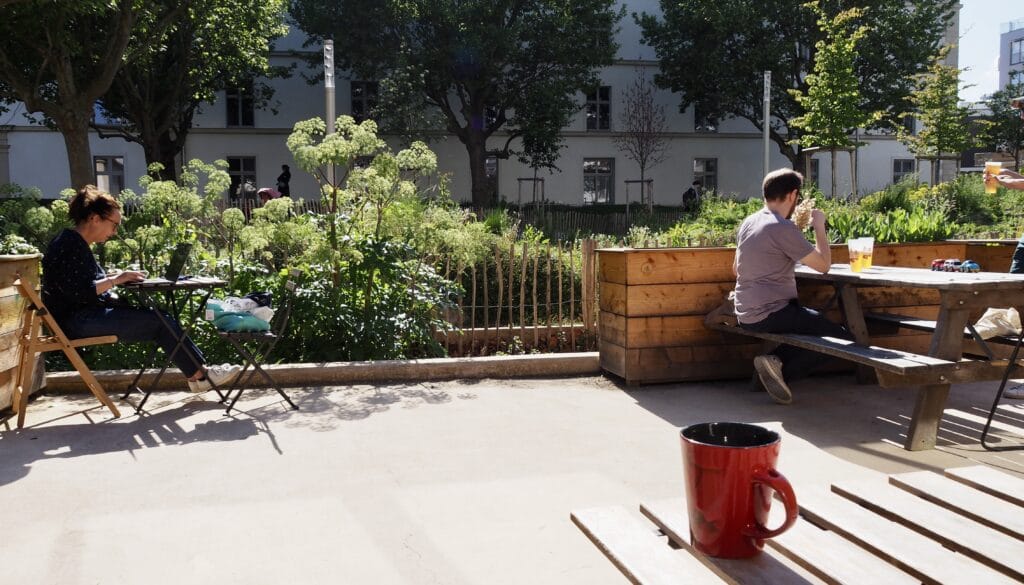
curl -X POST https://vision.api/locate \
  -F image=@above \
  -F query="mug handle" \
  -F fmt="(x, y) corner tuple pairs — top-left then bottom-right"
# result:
(745, 468), (798, 539)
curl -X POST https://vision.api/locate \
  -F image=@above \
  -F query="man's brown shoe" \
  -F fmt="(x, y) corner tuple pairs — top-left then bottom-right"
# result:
(753, 355), (792, 405)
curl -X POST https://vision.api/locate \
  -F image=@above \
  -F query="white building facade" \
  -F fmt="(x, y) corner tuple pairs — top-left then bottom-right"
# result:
(0, 1), (960, 203)
(1000, 19), (1024, 90)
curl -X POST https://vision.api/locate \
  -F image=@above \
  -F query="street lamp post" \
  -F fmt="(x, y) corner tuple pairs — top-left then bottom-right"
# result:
(324, 39), (336, 188)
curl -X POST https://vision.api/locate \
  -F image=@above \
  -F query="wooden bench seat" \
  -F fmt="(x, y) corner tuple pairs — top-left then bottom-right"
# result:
(705, 320), (958, 374)
(864, 311), (1022, 346)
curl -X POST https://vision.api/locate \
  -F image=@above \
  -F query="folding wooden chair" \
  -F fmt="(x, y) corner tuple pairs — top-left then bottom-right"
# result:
(217, 270), (300, 413)
(11, 278), (120, 428)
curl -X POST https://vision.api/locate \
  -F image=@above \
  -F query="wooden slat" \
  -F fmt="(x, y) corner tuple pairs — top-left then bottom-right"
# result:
(889, 471), (1024, 541)
(865, 311), (1023, 346)
(944, 466), (1024, 508)
(797, 486), (1016, 584)
(641, 498), (911, 585)
(599, 282), (735, 317)
(705, 322), (958, 374)
(570, 507), (724, 585)
(764, 506), (917, 585)
(832, 479), (1024, 580)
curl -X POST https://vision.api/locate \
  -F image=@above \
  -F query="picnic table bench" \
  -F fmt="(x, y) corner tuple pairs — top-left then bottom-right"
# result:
(572, 465), (1024, 584)
(706, 264), (1024, 450)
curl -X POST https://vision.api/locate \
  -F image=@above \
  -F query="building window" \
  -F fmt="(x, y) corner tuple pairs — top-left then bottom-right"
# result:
(485, 155), (499, 201)
(350, 80), (378, 122)
(583, 158), (614, 204)
(227, 156), (256, 199)
(1011, 69), (1024, 87)
(901, 115), (916, 135)
(226, 85), (254, 127)
(1011, 38), (1024, 65)
(693, 158), (718, 192)
(586, 86), (611, 131)
(892, 158), (915, 183)
(694, 105), (717, 133)
(94, 156), (125, 194)
(808, 158), (820, 187)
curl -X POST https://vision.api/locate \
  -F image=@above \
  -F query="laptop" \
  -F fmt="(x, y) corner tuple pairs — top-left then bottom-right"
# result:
(126, 242), (192, 286)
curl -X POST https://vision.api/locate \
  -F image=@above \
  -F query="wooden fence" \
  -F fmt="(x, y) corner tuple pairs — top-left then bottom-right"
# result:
(211, 199), (685, 240)
(438, 239), (599, 356)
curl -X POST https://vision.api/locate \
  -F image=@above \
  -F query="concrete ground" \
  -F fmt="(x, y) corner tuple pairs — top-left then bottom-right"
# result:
(2, 373), (1023, 584)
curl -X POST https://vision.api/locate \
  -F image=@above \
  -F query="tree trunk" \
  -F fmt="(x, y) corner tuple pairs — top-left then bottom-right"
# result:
(60, 119), (95, 190)
(849, 149), (857, 199)
(830, 147), (837, 198)
(142, 130), (182, 181)
(466, 135), (492, 208)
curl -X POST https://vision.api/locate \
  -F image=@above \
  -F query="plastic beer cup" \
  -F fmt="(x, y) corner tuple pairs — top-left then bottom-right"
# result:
(985, 161), (1001, 194)
(847, 240), (862, 272)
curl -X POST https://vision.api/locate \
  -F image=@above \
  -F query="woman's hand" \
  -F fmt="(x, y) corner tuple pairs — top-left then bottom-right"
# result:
(114, 270), (146, 285)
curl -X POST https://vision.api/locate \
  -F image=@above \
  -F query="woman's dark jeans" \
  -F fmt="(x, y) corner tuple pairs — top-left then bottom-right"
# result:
(740, 300), (853, 381)
(62, 306), (206, 377)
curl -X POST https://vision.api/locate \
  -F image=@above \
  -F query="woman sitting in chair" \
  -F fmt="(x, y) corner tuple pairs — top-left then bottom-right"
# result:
(41, 185), (240, 392)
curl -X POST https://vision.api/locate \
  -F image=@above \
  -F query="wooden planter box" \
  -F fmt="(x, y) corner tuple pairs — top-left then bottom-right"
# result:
(598, 241), (1017, 385)
(1, 254), (42, 410)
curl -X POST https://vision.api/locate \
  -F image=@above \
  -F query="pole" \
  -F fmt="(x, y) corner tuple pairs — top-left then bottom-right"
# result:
(763, 71), (771, 176)
(323, 39), (336, 188)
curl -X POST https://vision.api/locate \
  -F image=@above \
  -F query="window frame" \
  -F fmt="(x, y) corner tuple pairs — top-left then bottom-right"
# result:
(93, 155), (125, 195)
(226, 155), (257, 199)
(226, 85), (255, 127)
(1011, 38), (1024, 65)
(350, 80), (379, 122)
(892, 158), (915, 184)
(583, 157), (615, 204)
(585, 86), (611, 131)
(693, 158), (718, 193)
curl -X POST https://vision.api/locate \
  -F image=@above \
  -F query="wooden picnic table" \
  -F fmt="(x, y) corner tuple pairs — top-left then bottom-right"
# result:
(795, 264), (1024, 451)
(572, 465), (1024, 584)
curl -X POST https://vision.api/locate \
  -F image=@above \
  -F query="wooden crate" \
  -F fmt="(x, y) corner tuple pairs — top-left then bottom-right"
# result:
(597, 242), (1015, 385)
(1, 254), (41, 411)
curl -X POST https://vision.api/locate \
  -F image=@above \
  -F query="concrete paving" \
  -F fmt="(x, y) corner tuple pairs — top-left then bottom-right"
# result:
(2, 373), (1023, 584)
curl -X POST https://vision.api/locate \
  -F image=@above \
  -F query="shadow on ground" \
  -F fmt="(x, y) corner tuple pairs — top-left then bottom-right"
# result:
(616, 372), (1024, 478)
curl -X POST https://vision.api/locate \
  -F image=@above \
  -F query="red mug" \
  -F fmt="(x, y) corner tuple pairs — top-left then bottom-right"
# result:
(680, 422), (798, 558)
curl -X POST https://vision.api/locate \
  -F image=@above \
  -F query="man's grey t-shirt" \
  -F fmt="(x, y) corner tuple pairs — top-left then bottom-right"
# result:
(734, 208), (814, 324)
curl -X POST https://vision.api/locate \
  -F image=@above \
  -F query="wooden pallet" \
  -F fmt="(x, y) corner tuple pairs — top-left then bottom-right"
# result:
(572, 465), (1024, 584)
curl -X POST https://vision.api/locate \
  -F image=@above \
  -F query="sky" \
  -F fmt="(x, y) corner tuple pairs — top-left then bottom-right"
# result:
(958, 0), (1023, 102)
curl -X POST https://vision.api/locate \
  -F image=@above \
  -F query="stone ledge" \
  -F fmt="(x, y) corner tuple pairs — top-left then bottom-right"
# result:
(42, 352), (602, 394)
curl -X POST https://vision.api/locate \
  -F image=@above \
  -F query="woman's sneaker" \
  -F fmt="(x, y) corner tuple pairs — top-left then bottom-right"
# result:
(753, 355), (792, 405)
(1005, 384), (1024, 399)
(206, 364), (243, 388)
(188, 378), (211, 393)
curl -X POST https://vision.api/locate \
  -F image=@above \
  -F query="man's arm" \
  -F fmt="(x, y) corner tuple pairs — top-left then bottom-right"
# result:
(993, 169), (1024, 191)
(799, 209), (831, 273)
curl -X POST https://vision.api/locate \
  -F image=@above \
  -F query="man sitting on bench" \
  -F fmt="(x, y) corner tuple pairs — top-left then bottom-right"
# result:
(733, 168), (852, 404)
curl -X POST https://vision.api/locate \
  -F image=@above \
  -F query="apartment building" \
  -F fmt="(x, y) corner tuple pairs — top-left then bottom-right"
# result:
(0, 1), (960, 203)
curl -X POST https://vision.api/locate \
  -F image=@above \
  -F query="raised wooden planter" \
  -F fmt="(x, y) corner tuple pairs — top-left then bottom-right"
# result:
(598, 241), (1017, 385)
(1, 254), (42, 410)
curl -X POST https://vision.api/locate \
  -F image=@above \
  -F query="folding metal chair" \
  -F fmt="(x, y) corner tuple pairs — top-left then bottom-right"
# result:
(980, 325), (1024, 452)
(218, 269), (300, 413)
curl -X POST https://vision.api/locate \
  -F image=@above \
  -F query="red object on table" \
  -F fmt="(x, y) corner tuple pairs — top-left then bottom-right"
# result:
(680, 422), (799, 558)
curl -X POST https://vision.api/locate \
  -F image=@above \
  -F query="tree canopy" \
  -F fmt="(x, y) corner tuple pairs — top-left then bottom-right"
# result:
(290, 0), (624, 207)
(789, 2), (881, 196)
(898, 52), (974, 184)
(637, 0), (957, 169)
(97, 0), (288, 181)
(980, 84), (1024, 170)
(0, 1), (185, 189)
